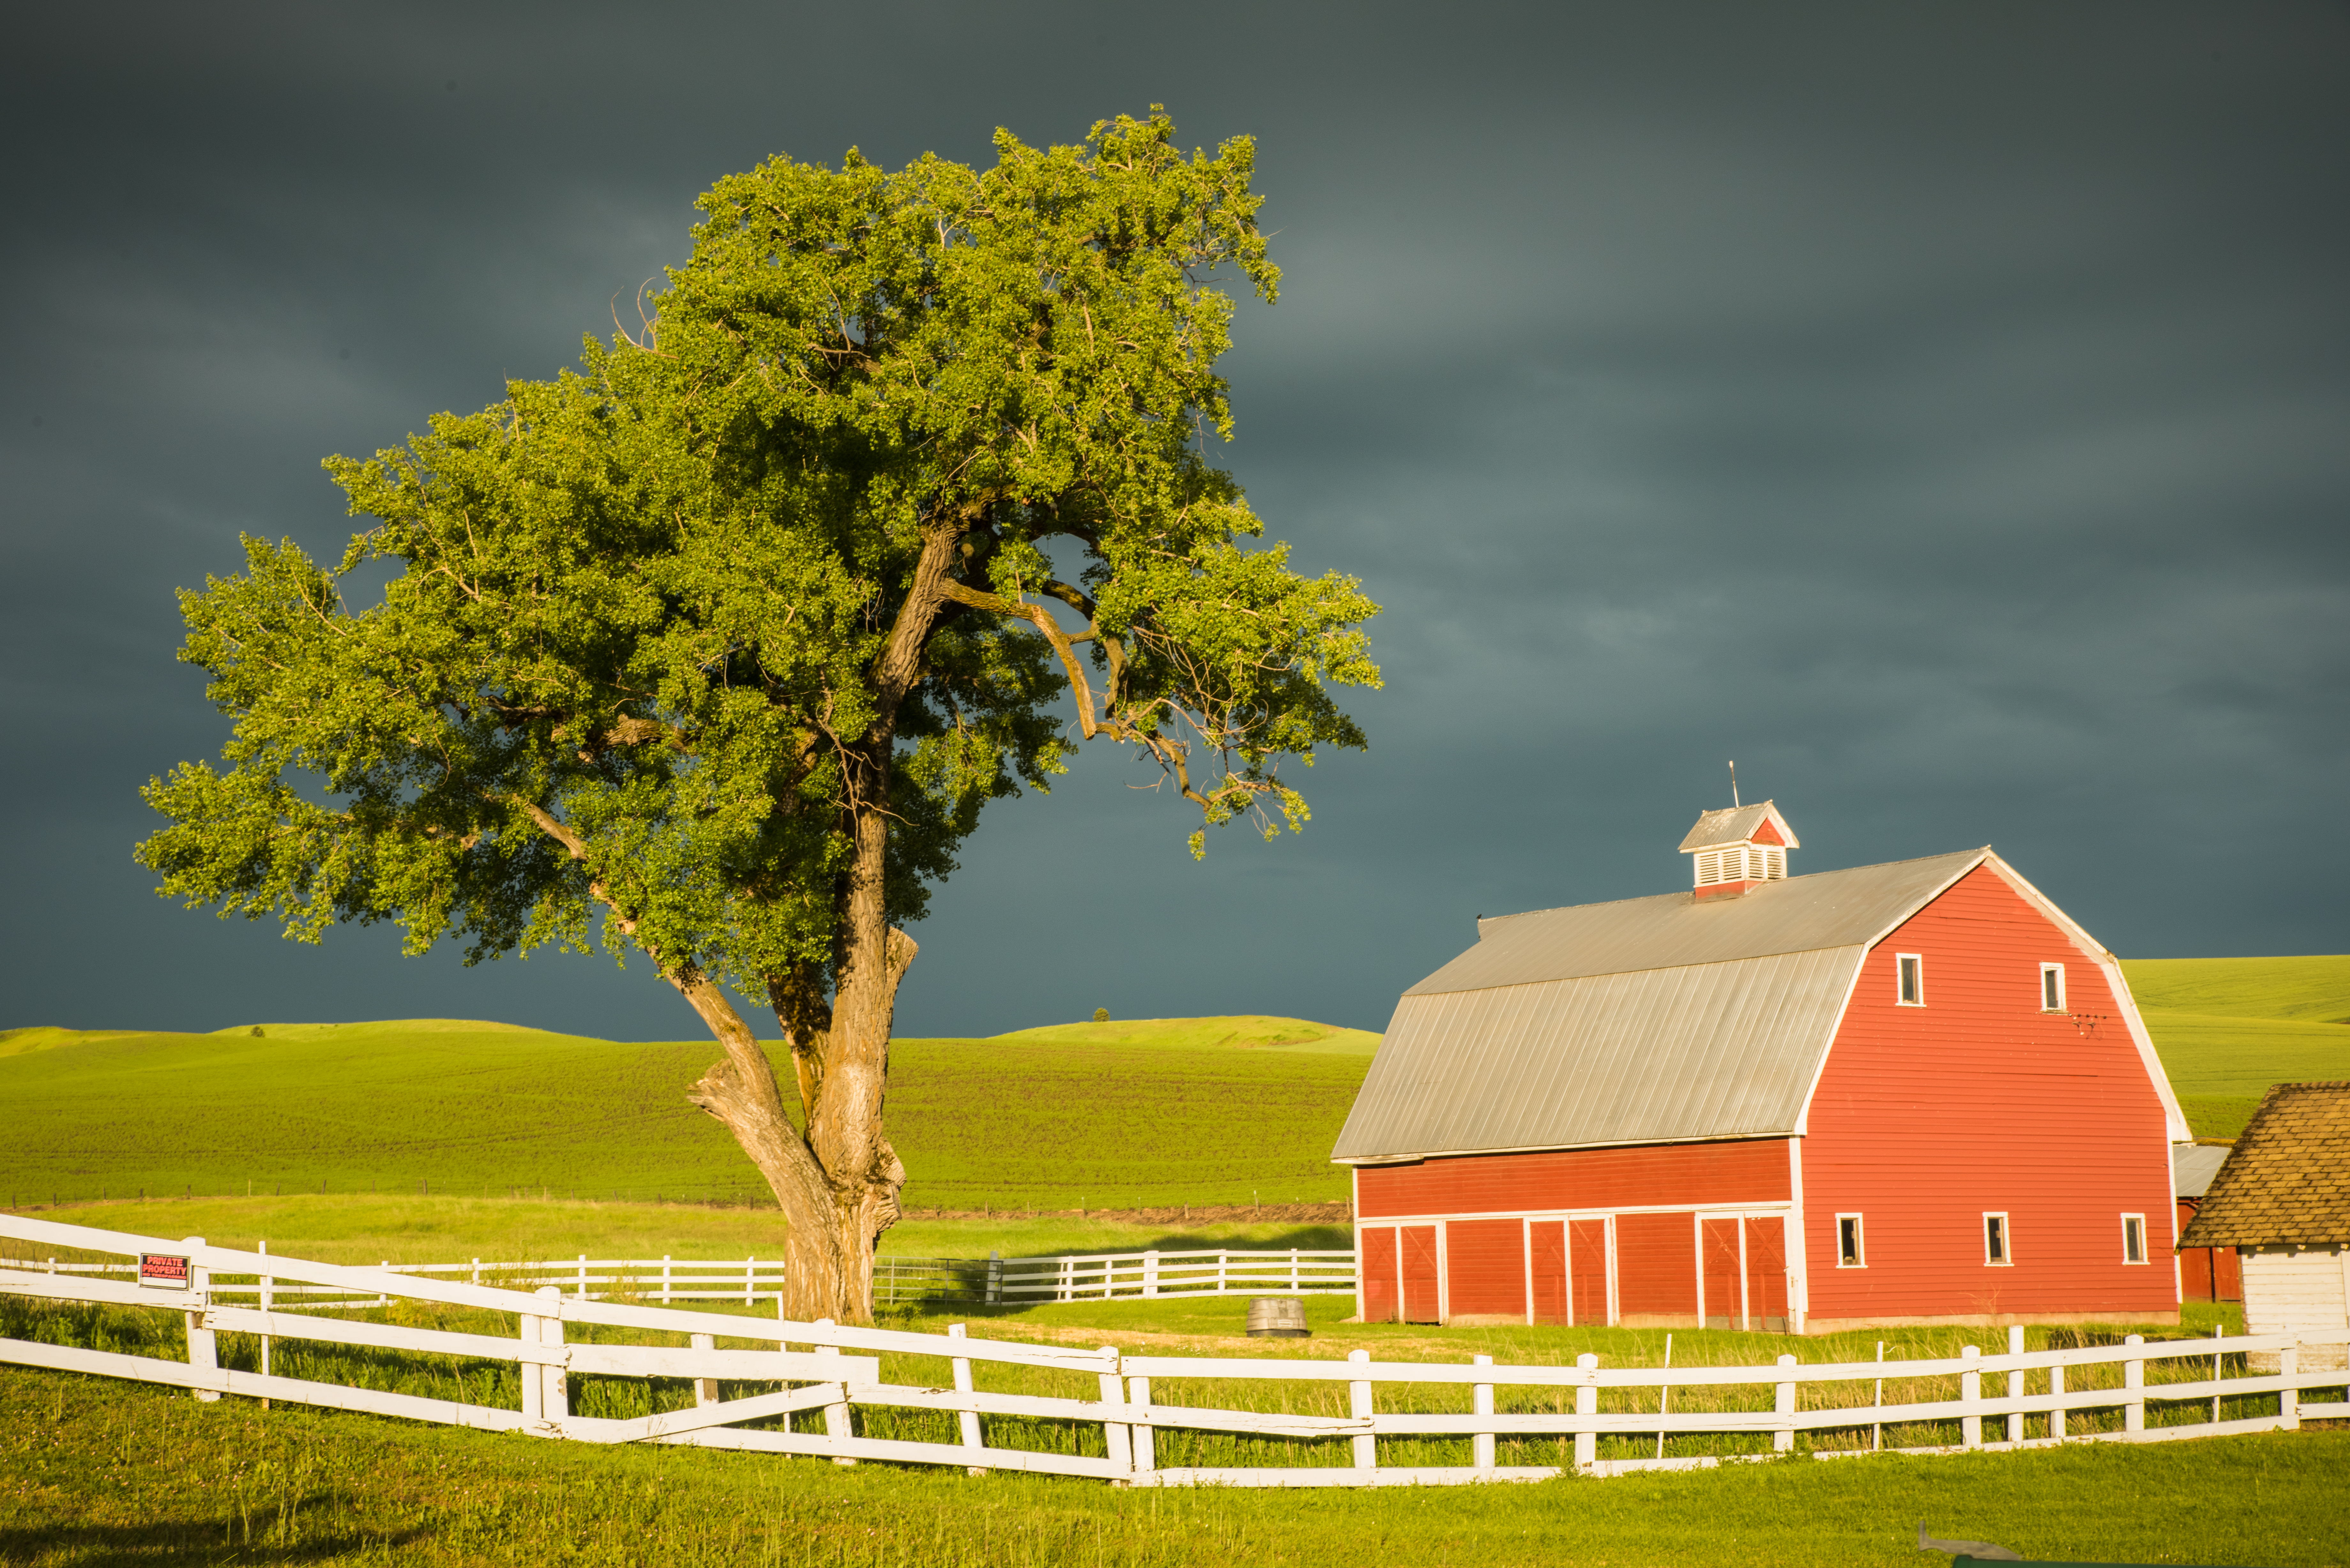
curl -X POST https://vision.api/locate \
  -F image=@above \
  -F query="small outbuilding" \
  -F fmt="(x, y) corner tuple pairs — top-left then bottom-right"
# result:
(2176, 1081), (2350, 1368)
(1333, 803), (2189, 1333)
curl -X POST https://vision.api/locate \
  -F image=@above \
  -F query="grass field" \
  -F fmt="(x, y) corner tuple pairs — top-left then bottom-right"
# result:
(5, 958), (2341, 1215)
(2120, 955), (2350, 1139)
(5, 1293), (2347, 1566)
(0, 1017), (1366, 1213)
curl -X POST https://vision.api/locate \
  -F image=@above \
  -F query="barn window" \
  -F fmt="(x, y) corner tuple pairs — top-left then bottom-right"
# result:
(1837, 1214), (1866, 1268)
(2040, 963), (2066, 1012)
(1983, 1213), (2011, 1266)
(1897, 954), (1924, 1006)
(2121, 1214), (2147, 1264)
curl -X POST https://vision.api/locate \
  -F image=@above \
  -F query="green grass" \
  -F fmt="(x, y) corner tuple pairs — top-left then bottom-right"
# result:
(5, 1330), (2348, 1565)
(2120, 957), (2350, 1137)
(0, 1193), (1351, 1268)
(0, 1017), (1366, 1213)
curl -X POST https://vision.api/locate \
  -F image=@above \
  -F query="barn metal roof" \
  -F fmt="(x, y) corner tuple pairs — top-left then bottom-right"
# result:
(1333, 850), (1987, 1164)
(2173, 1143), (2231, 1200)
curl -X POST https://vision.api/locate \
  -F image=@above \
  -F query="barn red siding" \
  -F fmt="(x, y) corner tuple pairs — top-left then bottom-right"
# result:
(1570, 1219), (1610, 1325)
(1400, 1225), (1440, 1322)
(1355, 1138), (1791, 1218)
(1445, 1217), (1525, 1320)
(1803, 863), (2177, 1325)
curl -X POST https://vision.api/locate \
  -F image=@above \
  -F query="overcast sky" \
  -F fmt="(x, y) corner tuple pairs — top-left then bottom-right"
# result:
(4, 1), (2344, 1042)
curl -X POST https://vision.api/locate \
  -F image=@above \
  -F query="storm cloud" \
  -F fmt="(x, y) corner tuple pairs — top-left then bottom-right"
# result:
(3, 1), (2343, 1039)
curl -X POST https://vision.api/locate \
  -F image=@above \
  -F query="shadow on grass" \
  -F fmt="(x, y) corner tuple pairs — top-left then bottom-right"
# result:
(0, 1519), (431, 1565)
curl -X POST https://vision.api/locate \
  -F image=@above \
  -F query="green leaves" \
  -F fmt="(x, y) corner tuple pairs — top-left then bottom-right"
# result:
(139, 108), (1376, 1013)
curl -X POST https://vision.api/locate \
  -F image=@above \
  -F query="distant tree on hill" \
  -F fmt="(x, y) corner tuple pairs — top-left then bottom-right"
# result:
(135, 110), (1379, 1321)
(1094, 1008), (1111, 1023)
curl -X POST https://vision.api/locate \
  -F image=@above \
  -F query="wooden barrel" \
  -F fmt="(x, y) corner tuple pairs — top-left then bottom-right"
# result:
(1245, 1296), (1310, 1338)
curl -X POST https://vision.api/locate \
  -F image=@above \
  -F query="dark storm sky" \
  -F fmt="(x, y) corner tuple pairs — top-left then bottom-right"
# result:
(4, 2), (2345, 1041)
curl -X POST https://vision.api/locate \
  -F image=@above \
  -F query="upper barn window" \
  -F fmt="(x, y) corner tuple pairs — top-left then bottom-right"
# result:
(2040, 963), (2067, 1013)
(1897, 954), (1924, 1006)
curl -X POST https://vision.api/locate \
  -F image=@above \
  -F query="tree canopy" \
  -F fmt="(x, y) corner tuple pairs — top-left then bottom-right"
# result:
(138, 110), (1380, 1317)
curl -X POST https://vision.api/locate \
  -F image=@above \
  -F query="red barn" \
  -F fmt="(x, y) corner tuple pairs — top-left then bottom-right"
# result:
(1333, 803), (2190, 1333)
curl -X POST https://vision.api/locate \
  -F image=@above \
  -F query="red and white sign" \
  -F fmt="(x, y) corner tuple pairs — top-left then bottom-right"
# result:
(138, 1253), (191, 1289)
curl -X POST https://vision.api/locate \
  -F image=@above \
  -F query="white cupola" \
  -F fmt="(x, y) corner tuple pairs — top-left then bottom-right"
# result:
(1679, 801), (1798, 901)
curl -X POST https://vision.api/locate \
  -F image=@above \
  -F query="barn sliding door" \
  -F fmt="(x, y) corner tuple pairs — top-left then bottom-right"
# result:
(1528, 1221), (1566, 1324)
(1399, 1225), (1442, 1323)
(1569, 1218), (1612, 1326)
(1701, 1217), (1743, 1329)
(1743, 1217), (1788, 1333)
(1361, 1226), (1400, 1323)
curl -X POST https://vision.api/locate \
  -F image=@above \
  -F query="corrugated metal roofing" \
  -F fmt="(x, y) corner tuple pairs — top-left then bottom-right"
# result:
(2173, 1144), (2231, 1200)
(1334, 851), (1991, 1164)
(1332, 947), (1863, 1163)
(1420, 850), (1985, 996)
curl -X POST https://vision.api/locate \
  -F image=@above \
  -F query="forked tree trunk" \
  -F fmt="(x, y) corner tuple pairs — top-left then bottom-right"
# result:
(678, 814), (919, 1323)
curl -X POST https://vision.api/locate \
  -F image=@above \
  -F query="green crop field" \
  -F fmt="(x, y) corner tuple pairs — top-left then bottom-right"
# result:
(0, 1016), (1368, 1213)
(2121, 955), (2350, 1139)
(5, 958), (2340, 1217)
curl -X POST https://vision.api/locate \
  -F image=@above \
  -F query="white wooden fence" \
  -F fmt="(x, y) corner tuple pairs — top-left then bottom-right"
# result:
(8, 1247), (1355, 1310)
(4, 1213), (2343, 1488)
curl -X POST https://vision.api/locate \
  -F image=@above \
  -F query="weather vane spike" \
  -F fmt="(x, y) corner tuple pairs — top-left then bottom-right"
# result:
(1729, 760), (1740, 808)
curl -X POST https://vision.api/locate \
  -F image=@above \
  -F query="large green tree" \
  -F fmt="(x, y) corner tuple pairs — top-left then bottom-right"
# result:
(137, 111), (1380, 1320)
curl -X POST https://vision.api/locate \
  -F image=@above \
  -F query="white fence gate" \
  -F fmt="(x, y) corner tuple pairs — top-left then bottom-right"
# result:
(4, 1213), (2343, 1488)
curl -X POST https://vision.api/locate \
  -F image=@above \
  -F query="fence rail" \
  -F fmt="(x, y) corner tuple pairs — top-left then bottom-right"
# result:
(11, 1246), (1357, 1310)
(4, 1213), (2343, 1489)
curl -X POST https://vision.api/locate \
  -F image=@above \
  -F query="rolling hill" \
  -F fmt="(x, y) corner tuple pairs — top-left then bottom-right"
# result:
(2119, 955), (2350, 1138)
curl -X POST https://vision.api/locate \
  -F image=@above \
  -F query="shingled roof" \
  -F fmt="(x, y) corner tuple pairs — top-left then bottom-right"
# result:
(2176, 1082), (2350, 1248)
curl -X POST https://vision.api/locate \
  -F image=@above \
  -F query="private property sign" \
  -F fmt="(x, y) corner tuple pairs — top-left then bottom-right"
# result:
(138, 1254), (190, 1288)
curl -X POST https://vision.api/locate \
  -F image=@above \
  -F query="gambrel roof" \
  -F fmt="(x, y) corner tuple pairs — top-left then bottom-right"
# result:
(1332, 848), (2187, 1165)
(2177, 1082), (2350, 1248)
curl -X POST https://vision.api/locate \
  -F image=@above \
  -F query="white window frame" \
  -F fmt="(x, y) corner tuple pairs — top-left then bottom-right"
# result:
(1983, 1211), (2013, 1266)
(2121, 1213), (2148, 1265)
(2040, 962), (2066, 1013)
(1896, 953), (1925, 1006)
(1836, 1213), (1866, 1269)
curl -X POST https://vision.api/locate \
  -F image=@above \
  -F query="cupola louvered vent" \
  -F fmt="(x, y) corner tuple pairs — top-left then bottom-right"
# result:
(1678, 803), (1797, 900)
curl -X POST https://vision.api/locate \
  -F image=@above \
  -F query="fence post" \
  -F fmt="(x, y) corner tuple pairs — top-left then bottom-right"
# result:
(1472, 1354), (1495, 1470)
(662, 1255), (672, 1305)
(1348, 1348), (1377, 1470)
(182, 1237), (219, 1403)
(519, 1301), (543, 1425)
(2050, 1358), (2066, 1440)
(578, 1255), (588, 1300)
(1097, 1348), (1133, 1480)
(2123, 1334), (2144, 1435)
(536, 1286), (568, 1424)
(2006, 1325), (2025, 1445)
(813, 1318), (855, 1466)
(257, 1239), (272, 1396)
(1872, 1341), (1884, 1451)
(947, 1323), (988, 1475)
(1128, 1373), (1156, 1476)
(1574, 1353), (1599, 1470)
(1774, 1353), (1797, 1452)
(1144, 1251), (1160, 1299)
(1960, 1346), (1982, 1448)
(1291, 1249), (1301, 1294)
(2278, 1342), (2298, 1432)
(986, 1252), (1002, 1305)
(1218, 1251), (1230, 1296)
(379, 1261), (390, 1308)
(745, 1256), (756, 1306)
(471, 1257), (481, 1288)
(691, 1332), (718, 1408)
